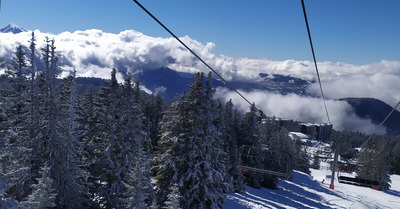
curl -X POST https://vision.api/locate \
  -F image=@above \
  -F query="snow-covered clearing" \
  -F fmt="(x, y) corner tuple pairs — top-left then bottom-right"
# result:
(225, 169), (400, 209)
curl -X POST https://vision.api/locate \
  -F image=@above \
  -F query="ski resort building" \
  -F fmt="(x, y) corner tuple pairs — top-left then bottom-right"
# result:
(298, 123), (333, 141)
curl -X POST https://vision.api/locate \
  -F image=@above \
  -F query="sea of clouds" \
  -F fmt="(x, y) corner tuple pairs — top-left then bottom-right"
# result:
(1, 29), (399, 134)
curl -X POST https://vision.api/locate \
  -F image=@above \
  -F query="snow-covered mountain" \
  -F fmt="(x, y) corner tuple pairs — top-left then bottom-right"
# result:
(0, 24), (28, 34)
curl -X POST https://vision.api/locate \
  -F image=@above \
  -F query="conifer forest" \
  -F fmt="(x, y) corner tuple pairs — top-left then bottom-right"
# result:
(1, 33), (400, 209)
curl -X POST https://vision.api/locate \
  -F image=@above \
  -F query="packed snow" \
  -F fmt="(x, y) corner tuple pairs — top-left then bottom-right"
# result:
(225, 169), (400, 208)
(226, 138), (400, 208)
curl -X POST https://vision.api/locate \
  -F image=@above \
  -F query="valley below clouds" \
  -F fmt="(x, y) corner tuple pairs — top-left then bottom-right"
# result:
(1, 28), (399, 134)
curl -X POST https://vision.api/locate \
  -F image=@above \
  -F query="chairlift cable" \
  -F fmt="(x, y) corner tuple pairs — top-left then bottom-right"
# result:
(132, 0), (253, 107)
(301, 0), (337, 189)
(300, 0), (331, 125)
(362, 99), (400, 147)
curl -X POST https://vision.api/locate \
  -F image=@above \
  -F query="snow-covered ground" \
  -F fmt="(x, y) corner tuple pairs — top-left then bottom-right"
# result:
(225, 169), (400, 208)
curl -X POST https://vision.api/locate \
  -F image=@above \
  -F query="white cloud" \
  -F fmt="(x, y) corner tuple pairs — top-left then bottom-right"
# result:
(307, 71), (400, 107)
(215, 87), (387, 134)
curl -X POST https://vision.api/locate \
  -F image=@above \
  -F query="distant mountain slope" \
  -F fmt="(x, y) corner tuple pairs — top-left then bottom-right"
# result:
(136, 67), (311, 100)
(74, 77), (108, 94)
(71, 67), (311, 101)
(137, 67), (225, 100)
(340, 98), (400, 135)
(257, 73), (311, 94)
(0, 24), (28, 34)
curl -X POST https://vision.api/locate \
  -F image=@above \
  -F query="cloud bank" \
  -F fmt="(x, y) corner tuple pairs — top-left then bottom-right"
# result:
(215, 87), (386, 135)
(0, 28), (399, 133)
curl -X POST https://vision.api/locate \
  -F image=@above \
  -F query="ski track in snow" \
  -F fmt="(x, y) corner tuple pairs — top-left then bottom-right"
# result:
(225, 170), (400, 209)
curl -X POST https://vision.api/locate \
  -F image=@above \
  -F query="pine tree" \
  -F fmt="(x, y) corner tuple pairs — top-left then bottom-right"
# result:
(153, 93), (187, 208)
(0, 44), (33, 201)
(37, 36), (59, 178)
(53, 74), (90, 208)
(142, 92), (165, 150)
(238, 103), (264, 188)
(358, 137), (391, 190)
(155, 72), (227, 209)
(28, 32), (37, 83)
(222, 100), (245, 193)
(83, 69), (153, 208)
(82, 76), (113, 207)
(95, 68), (124, 208)
(119, 74), (153, 208)
(122, 147), (154, 208)
(12, 45), (27, 95)
(27, 31), (42, 186)
(164, 183), (181, 209)
(77, 86), (104, 207)
(389, 138), (400, 174)
(259, 117), (294, 188)
(22, 165), (56, 209)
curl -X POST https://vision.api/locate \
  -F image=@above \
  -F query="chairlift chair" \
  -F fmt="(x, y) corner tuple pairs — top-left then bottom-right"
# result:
(238, 145), (292, 179)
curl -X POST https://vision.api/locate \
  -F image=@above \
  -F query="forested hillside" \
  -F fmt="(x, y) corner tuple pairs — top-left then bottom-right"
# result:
(1, 31), (400, 209)
(340, 97), (400, 135)
(0, 32), (307, 208)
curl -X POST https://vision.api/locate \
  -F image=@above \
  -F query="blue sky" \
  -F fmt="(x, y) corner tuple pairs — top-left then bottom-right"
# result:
(1, 0), (399, 64)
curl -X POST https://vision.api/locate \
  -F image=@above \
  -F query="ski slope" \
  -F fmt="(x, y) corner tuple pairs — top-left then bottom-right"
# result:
(225, 169), (400, 209)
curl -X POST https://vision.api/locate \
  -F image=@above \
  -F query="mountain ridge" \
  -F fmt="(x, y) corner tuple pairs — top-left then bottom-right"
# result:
(0, 24), (28, 34)
(136, 67), (312, 100)
(339, 97), (400, 135)
(73, 69), (400, 136)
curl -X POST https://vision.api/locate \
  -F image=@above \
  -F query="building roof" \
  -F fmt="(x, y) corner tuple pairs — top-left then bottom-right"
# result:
(289, 132), (310, 140)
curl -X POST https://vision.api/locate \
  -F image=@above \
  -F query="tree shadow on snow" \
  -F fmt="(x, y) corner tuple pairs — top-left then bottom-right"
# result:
(225, 171), (341, 209)
(384, 189), (400, 198)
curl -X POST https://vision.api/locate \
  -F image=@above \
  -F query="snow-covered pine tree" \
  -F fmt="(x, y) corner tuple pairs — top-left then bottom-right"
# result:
(358, 137), (391, 190)
(76, 85), (106, 207)
(389, 138), (400, 174)
(95, 68), (125, 208)
(41, 37), (51, 74)
(119, 74), (154, 208)
(53, 74), (90, 207)
(153, 93), (187, 208)
(156, 72), (227, 209)
(39, 38), (67, 207)
(7, 45), (28, 142)
(31, 73), (49, 176)
(85, 69), (152, 208)
(38, 37), (60, 179)
(81, 75), (115, 207)
(122, 145), (154, 208)
(142, 92), (165, 151)
(191, 72), (227, 207)
(258, 117), (294, 188)
(238, 103), (264, 188)
(292, 137), (310, 174)
(28, 32), (37, 83)
(164, 183), (181, 209)
(26, 31), (42, 186)
(11, 45), (27, 95)
(0, 44), (33, 201)
(0, 146), (31, 202)
(22, 164), (56, 209)
(181, 72), (225, 208)
(222, 99), (245, 193)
